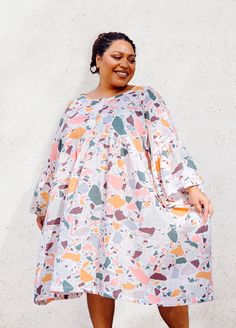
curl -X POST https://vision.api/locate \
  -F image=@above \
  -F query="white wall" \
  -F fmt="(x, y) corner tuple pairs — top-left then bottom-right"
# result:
(0, 0), (235, 327)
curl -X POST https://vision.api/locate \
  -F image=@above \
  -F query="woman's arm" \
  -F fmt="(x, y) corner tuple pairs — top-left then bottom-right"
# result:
(143, 85), (213, 220)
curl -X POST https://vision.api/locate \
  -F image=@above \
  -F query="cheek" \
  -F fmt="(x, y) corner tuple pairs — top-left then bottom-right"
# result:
(103, 57), (116, 70)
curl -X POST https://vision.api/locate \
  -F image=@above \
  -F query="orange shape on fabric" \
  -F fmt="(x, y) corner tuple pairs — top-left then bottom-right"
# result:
(82, 261), (90, 268)
(42, 273), (52, 283)
(80, 198), (86, 205)
(80, 268), (94, 282)
(161, 118), (170, 128)
(195, 271), (212, 279)
(67, 178), (78, 193)
(117, 159), (125, 167)
(171, 207), (189, 216)
(62, 253), (81, 262)
(170, 245), (184, 256)
(108, 195), (125, 208)
(155, 157), (161, 172)
(41, 192), (49, 202)
(85, 106), (93, 112)
(122, 283), (136, 289)
(100, 165), (108, 170)
(112, 222), (120, 230)
(133, 138), (143, 152)
(95, 115), (101, 123)
(171, 288), (182, 297)
(67, 127), (86, 139)
(116, 268), (124, 274)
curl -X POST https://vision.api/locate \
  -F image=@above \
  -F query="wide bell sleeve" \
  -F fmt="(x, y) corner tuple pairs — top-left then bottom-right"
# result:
(143, 85), (204, 208)
(29, 99), (74, 216)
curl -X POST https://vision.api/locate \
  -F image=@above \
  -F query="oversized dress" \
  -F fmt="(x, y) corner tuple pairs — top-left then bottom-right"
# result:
(30, 85), (214, 306)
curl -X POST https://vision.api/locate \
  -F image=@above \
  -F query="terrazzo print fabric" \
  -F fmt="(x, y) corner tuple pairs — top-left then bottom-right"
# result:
(30, 85), (214, 306)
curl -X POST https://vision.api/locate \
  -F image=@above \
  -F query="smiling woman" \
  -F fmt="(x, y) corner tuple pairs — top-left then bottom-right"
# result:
(84, 32), (137, 100)
(30, 31), (214, 328)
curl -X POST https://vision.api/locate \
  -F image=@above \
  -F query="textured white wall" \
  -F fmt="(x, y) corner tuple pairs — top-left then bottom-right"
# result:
(0, 0), (235, 327)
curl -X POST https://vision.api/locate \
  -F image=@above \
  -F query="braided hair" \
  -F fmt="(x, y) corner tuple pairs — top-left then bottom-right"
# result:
(90, 32), (136, 74)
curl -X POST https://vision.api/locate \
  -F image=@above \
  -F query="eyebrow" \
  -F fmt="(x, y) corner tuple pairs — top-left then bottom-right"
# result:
(110, 51), (136, 57)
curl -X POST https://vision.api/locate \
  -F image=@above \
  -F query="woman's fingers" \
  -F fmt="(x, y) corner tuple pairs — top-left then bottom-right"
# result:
(193, 200), (203, 217)
(188, 189), (214, 223)
(201, 198), (209, 223)
(208, 200), (214, 218)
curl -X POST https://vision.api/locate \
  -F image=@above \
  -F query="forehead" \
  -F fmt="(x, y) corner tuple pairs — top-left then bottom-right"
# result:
(106, 40), (135, 55)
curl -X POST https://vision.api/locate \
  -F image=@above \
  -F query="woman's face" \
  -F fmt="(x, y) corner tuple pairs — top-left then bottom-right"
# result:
(96, 39), (136, 88)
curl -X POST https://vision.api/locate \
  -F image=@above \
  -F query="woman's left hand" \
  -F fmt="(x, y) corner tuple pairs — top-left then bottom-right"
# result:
(183, 186), (214, 224)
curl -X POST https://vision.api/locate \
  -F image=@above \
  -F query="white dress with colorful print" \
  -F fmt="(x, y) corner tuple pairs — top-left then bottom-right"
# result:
(30, 85), (214, 306)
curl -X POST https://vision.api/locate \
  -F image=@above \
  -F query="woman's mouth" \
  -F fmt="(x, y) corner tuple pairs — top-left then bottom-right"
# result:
(114, 71), (129, 78)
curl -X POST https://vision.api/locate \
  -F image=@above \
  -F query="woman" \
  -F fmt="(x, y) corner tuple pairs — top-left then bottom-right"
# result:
(30, 32), (214, 327)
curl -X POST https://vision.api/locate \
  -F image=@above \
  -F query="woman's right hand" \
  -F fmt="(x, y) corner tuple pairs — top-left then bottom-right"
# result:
(36, 215), (46, 230)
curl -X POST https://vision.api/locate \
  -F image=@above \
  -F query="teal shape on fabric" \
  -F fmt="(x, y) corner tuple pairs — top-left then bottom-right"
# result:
(88, 185), (103, 205)
(125, 196), (132, 203)
(87, 256), (93, 262)
(62, 220), (69, 229)
(147, 88), (156, 101)
(176, 257), (187, 264)
(91, 215), (100, 220)
(56, 258), (61, 263)
(104, 257), (111, 268)
(96, 272), (103, 280)
(102, 293), (113, 298)
(137, 170), (146, 182)
(90, 140), (95, 147)
(161, 150), (168, 158)
(144, 111), (150, 120)
(112, 116), (127, 135)
(120, 148), (128, 156)
(136, 200), (142, 211)
(59, 190), (64, 197)
(185, 240), (198, 248)
(59, 117), (64, 127)
(75, 244), (81, 250)
(187, 158), (197, 170)
(91, 100), (101, 106)
(62, 280), (74, 293)
(188, 277), (195, 282)
(167, 228), (178, 242)
(58, 139), (63, 152)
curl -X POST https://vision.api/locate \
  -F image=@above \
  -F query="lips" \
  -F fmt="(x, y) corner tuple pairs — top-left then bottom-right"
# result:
(114, 71), (129, 78)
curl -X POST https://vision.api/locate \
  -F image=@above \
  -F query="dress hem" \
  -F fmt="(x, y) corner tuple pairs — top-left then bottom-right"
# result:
(34, 287), (214, 307)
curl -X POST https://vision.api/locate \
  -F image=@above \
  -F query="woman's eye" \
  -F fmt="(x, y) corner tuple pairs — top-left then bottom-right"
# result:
(112, 56), (136, 63)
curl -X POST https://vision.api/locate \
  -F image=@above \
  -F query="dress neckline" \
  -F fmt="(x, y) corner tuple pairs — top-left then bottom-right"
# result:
(80, 85), (138, 101)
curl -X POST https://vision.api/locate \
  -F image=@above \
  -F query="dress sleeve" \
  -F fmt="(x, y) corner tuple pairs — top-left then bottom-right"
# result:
(143, 85), (204, 208)
(29, 99), (74, 216)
